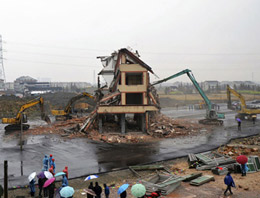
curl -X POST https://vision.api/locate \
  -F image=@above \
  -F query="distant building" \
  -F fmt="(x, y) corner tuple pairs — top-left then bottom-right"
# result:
(202, 81), (219, 91)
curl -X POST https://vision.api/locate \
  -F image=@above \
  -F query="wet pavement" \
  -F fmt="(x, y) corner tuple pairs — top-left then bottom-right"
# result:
(0, 107), (259, 187)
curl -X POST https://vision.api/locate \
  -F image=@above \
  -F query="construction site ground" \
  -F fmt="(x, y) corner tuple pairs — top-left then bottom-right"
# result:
(7, 133), (260, 198)
(1, 94), (260, 197)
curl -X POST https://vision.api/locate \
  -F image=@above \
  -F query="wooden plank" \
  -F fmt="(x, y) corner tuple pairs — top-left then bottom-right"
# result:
(182, 173), (202, 182)
(190, 175), (215, 186)
(129, 164), (165, 171)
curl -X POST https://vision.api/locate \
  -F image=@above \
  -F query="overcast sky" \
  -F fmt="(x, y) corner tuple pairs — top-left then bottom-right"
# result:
(0, 0), (259, 83)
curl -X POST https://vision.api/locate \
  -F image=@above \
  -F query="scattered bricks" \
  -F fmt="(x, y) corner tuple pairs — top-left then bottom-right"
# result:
(251, 148), (259, 152)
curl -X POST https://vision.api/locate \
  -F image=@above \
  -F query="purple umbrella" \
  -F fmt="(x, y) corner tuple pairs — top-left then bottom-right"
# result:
(37, 171), (45, 179)
(236, 118), (241, 122)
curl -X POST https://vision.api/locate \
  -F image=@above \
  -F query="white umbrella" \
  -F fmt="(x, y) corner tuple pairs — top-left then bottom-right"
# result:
(84, 175), (98, 181)
(44, 171), (54, 179)
(28, 172), (36, 182)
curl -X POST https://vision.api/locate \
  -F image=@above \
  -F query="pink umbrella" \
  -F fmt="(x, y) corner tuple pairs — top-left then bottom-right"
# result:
(43, 177), (55, 188)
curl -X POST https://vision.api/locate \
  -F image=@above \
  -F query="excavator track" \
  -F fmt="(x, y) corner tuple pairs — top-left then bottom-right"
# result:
(4, 124), (30, 132)
(199, 119), (223, 126)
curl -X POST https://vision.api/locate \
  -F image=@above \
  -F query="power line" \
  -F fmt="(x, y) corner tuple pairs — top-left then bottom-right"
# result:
(4, 41), (109, 52)
(5, 58), (99, 68)
(3, 49), (95, 59)
(141, 51), (260, 56)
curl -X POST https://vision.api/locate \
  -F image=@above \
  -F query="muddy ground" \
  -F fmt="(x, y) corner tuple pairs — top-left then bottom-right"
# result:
(8, 134), (260, 198)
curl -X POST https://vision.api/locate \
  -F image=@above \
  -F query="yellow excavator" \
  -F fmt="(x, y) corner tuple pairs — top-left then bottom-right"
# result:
(2, 97), (51, 131)
(227, 85), (260, 119)
(51, 92), (95, 121)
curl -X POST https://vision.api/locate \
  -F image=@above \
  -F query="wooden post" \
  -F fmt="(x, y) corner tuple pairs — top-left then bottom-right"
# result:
(98, 115), (103, 134)
(121, 114), (125, 134)
(20, 161), (23, 176)
(4, 160), (7, 198)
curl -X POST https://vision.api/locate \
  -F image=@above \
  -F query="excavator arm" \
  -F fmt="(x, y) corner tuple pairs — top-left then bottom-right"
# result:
(152, 69), (224, 124)
(51, 92), (95, 120)
(226, 85), (260, 119)
(2, 97), (51, 131)
(227, 85), (247, 110)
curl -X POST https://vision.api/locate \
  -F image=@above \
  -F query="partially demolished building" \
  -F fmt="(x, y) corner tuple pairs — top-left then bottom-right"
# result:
(96, 48), (160, 134)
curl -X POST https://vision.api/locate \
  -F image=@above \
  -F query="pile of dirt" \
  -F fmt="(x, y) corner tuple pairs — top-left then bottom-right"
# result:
(149, 114), (210, 138)
(217, 135), (260, 157)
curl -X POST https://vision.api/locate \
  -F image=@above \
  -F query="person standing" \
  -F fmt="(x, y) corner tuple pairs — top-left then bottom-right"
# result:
(62, 175), (68, 187)
(224, 172), (235, 196)
(29, 178), (35, 197)
(94, 182), (102, 198)
(43, 155), (49, 171)
(48, 181), (55, 198)
(49, 154), (53, 168)
(51, 159), (56, 173)
(87, 182), (94, 198)
(252, 115), (256, 124)
(241, 163), (247, 176)
(120, 190), (127, 198)
(49, 165), (54, 176)
(38, 177), (44, 198)
(237, 119), (241, 130)
(43, 177), (49, 197)
(63, 166), (68, 179)
(103, 184), (110, 198)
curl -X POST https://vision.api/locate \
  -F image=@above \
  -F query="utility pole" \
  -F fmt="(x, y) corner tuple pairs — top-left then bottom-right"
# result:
(4, 160), (7, 198)
(0, 35), (6, 83)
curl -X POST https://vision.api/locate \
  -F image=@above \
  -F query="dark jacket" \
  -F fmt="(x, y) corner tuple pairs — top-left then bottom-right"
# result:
(120, 190), (127, 198)
(224, 174), (235, 187)
(87, 184), (94, 198)
(94, 184), (102, 197)
(105, 186), (110, 195)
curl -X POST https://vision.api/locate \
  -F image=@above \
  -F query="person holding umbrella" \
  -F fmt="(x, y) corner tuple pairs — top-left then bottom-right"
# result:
(224, 172), (235, 196)
(48, 181), (55, 198)
(236, 155), (248, 176)
(118, 184), (129, 198)
(29, 178), (36, 197)
(120, 190), (127, 198)
(37, 172), (45, 198)
(236, 118), (241, 130)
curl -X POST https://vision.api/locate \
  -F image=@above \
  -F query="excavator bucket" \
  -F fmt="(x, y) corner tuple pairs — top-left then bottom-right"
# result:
(42, 113), (51, 124)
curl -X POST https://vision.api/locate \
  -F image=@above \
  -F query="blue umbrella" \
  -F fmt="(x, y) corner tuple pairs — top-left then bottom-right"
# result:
(60, 186), (74, 197)
(84, 175), (99, 181)
(117, 184), (129, 194)
(55, 172), (66, 177)
(236, 118), (241, 122)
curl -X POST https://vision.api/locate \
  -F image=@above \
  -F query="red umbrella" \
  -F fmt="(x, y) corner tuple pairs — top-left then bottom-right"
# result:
(43, 177), (55, 188)
(236, 155), (248, 164)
